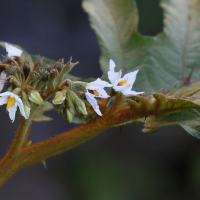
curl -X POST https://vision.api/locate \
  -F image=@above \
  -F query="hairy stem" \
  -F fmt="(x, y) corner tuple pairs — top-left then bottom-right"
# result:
(0, 106), (139, 187)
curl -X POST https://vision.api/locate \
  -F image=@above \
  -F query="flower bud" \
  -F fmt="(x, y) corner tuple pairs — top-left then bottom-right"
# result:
(22, 91), (31, 118)
(25, 71), (40, 85)
(23, 62), (30, 80)
(52, 89), (67, 105)
(33, 57), (43, 71)
(54, 61), (64, 72)
(48, 69), (58, 89)
(66, 108), (74, 123)
(65, 98), (75, 122)
(7, 76), (21, 87)
(61, 79), (73, 87)
(67, 90), (87, 116)
(48, 69), (58, 80)
(28, 90), (44, 105)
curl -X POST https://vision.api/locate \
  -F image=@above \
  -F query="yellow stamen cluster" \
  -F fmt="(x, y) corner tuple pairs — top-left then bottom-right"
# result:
(7, 97), (15, 109)
(89, 90), (99, 96)
(117, 79), (127, 86)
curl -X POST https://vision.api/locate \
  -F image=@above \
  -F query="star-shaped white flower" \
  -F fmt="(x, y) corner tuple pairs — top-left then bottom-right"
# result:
(0, 92), (27, 122)
(0, 71), (6, 92)
(85, 78), (111, 116)
(5, 43), (22, 57)
(108, 59), (143, 96)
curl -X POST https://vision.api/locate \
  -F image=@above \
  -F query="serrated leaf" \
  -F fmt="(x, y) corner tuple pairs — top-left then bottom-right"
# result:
(83, 0), (200, 93)
(0, 41), (34, 70)
(143, 109), (200, 139)
(31, 102), (54, 122)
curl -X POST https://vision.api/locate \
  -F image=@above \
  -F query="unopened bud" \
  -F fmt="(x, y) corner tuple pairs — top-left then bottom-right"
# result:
(66, 109), (73, 123)
(54, 61), (64, 72)
(24, 105), (31, 119)
(52, 89), (67, 105)
(77, 91), (86, 99)
(73, 81), (87, 91)
(8, 76), (21, 87)
(22, 91), (31, 118)
(49, 69), (58, 80)
(61, 79), (73, 87)
(29, 90), (44, 105)
(33, 57), (43, 71)
(23, 62), (30, 80)
(67, 90), (87, 116)
(25, 71), (40, 85)
(48, 69), (58, 89)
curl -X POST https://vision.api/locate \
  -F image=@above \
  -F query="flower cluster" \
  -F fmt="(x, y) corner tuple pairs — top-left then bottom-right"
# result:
(0, 43), (143, 123)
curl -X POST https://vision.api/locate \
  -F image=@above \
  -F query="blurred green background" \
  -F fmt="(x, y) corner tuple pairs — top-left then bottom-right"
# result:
(0, 0), (200, 199)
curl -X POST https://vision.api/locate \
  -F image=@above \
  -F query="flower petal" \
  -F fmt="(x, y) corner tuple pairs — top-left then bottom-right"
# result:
(123, 70), (139, 87)
(96, 88), (110, 98)
(85, 91), (102, 116)
(0, 96), (8, 106)
(123, 90), (144, 96)
(16, 102), (27, 119)
(108, 59), (122, 84)
(5, 43), (22, 57)
(86, 78), (112, 90)
(8, 103), (17, 122)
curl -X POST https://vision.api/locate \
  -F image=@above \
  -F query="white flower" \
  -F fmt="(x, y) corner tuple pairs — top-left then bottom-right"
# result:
(5, 43), (22, 57)
(108, 59), (143, 96)
(0, 71), (6, 92)
(85, 78), (111, 116)
(0, 92), (27, 122)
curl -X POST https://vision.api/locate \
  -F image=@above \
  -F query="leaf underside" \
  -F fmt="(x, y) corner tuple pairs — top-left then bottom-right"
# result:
(82, 0), (200, 93)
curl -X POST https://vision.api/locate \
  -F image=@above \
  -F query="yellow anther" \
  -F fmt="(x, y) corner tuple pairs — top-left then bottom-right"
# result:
(7, 97), (15, 109)
(93, 90), (99, 96)
(117, 79), (127, 86)
(89, 90), (99, 96)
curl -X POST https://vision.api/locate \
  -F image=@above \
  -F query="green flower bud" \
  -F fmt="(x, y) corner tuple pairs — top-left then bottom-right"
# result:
(8, 76), (21, 87)
(22, 91), (31, 118)
(25, 71), (40, 85)
(61, 79), (73, 87)
(53, 89), (67, 105)
(29, 90), (44, 105)
(67, 90), (87, 116)
(66, 109), (73, 123)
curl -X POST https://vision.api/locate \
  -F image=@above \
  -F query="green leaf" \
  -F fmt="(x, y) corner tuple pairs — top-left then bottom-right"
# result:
(83, 0), (200, 93)
(0, 41), (34, 70)
(143, 109), (200, 139)
(31, 102), (54, 122)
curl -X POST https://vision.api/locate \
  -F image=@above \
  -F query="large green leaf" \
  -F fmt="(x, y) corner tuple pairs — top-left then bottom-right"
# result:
(82, 0), (200, 93)
(143, 109), (200, 139)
